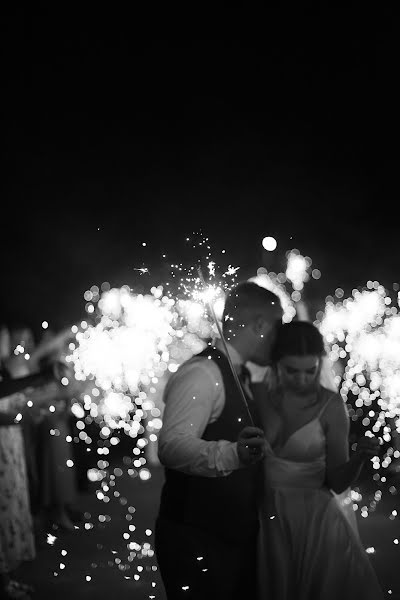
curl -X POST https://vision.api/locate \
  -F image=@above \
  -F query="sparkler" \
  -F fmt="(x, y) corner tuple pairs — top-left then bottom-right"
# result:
(133, 267), (150, 275)
(197, 266), (255, 427)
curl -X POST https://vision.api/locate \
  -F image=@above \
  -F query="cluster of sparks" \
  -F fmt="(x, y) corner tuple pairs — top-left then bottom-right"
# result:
(44, 235), (244, 592)
(249, 248), (320, 322)
(69, 236), (242, 428)
(317, 281), (400, 520)
(20, 234), (399, 596)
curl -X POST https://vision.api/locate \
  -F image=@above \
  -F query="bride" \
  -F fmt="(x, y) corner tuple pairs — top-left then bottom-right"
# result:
(251, 320), (384, 600)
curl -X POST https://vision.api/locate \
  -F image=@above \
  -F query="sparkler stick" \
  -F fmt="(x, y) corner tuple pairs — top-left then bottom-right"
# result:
(197, 266), (255, 427)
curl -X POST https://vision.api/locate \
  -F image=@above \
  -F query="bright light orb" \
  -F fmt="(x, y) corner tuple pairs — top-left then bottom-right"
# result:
(262, 236), (277, 252)
(250, 274), (296, 323)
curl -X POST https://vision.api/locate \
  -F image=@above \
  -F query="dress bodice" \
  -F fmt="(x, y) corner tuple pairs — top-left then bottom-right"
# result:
(263, 411), (329, 490)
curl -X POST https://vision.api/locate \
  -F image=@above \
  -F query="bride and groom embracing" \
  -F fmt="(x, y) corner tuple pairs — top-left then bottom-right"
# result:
(154, 281), (384, 599)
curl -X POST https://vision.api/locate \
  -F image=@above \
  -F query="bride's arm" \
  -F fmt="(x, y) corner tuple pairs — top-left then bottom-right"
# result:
(324, 395), (377, 494)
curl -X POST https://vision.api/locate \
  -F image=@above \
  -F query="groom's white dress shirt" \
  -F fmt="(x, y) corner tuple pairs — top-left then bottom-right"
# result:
(158, 341), (253, 478)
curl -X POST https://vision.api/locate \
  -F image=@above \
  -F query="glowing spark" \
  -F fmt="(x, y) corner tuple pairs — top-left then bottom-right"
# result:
(224, 265), (240, 276)
(47, 534), (57, 545)
(250, 274), (295, 323)
(133, 267), (150, 275)
(285, 249), (312, 291)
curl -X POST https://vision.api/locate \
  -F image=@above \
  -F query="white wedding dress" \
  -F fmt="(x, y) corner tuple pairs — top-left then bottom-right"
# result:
(258, 394), (384, 600)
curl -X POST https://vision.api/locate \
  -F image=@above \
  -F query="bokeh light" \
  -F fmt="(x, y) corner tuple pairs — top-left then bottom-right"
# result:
(262, 236), (277, 251)
(317, 280), (400, 514)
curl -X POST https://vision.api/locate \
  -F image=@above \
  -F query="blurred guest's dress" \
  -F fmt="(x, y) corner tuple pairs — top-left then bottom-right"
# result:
(36, 382), (78, 529)
(0, 394), (35, 575)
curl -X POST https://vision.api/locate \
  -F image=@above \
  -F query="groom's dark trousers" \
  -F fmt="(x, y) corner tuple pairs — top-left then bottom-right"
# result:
(155, 516), (258, 600)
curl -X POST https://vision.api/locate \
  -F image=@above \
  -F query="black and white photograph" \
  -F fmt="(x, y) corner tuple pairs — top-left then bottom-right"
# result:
(1, 8), (399, 599)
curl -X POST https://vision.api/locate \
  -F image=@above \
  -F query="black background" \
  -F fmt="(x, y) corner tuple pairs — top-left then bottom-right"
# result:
(2, 8), (398, 335)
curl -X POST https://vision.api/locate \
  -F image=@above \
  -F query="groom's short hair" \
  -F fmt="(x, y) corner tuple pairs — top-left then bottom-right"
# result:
(222, 281), (281, 336)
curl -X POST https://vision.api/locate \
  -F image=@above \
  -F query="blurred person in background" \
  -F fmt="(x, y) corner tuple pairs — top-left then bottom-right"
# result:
(3, 324), (82, 533)
(24, 326), (83, 532)
(0, 323), (61, 600)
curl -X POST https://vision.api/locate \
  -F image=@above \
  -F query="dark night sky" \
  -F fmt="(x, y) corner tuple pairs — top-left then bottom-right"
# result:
(2, 9), (398, 336)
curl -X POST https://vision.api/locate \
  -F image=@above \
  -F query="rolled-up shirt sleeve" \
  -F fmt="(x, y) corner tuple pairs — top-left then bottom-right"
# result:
(158, 359), (241, 477)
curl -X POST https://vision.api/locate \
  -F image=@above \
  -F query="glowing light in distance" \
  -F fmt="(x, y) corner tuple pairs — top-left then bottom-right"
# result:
(262, 237), (277, 251)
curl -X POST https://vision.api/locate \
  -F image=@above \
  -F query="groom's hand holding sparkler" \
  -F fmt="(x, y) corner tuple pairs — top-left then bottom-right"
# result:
(237, 426), (266, 465)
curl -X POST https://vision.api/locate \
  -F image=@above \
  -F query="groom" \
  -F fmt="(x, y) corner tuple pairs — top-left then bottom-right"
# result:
(155, 281), (283, 599)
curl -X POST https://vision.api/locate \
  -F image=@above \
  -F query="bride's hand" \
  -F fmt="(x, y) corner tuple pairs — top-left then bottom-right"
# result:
(354, 436), (381, 461)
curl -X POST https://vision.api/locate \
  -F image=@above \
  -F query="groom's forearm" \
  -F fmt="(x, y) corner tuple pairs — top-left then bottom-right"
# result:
(158, 435), (240, 477)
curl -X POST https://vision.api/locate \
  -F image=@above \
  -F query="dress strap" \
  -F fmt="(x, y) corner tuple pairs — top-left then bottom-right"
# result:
(317, 393), (336, 419)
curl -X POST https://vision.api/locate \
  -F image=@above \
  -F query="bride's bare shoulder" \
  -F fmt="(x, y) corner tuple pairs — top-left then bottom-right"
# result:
(320, 385), (341, 402)
(319, 386), (347, 422)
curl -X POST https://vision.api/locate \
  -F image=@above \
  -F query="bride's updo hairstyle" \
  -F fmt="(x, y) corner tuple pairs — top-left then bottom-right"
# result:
(270, 320), (326, 363)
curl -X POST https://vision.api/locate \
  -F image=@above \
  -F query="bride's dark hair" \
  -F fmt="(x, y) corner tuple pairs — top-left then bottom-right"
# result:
(270, 320), (326, 363)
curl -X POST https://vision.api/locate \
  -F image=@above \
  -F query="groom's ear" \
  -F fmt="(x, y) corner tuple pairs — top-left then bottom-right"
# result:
(252, 316), (268, 336)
